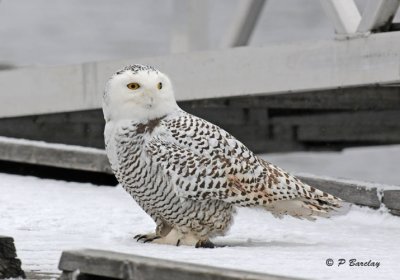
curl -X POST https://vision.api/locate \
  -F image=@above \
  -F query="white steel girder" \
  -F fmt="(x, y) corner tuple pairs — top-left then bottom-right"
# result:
(321, 0), (400, 35)
(320, 0), (361, 34)
(357, 0), (400, 32)
(0, 32), (399, 118)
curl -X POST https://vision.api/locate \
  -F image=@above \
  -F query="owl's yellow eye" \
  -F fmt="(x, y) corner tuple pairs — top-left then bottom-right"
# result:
(157, 82), (162, 90)
(127, 83), (140, 90)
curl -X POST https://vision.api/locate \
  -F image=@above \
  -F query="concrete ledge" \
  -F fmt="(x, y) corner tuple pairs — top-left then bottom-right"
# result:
(58, 249), (301, 280)
(0, 136), (111, 174)
(383, 190), (400, 213)
(297, 176), (381, 208)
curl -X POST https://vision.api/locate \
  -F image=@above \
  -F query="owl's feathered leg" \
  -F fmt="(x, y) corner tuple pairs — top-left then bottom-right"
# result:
(154, 229), (179, 245)
(134, 215), (215, 247)
(142, 228), (214, 248)
(151, 228), (190, 246)
(134, 218), (172, 243)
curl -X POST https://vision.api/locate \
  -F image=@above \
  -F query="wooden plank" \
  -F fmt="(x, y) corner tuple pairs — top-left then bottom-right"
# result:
(1, 32), (400, 118)
(0, 159), (118, 186)
(0, 111), (106, 149)
(271, 111), (400, 142)
(185, 107), (248, 125)
(389, 209), (400, 216)
(357, 0), (400, 32)
(383, 190), (400, 211)
(183, 87), (400, 110)
(298, 124), (400, 142)
(0, 137), (112, 174)
(227, 87), (400, 110)
(58, 249), (300, 280)
(0, 122), (100, 146)
(319, 0), (361, 34)
(272, 110), (400, 126)
(245, 140), (305, 154)
(297, 176), (381, 208)
(2, 88), (399, 153)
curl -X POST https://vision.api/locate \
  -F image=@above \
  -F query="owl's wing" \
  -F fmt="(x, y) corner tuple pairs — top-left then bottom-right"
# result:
(146, 112), (341, 218)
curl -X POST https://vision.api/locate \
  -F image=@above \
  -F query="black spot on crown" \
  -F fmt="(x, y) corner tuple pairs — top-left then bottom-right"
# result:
(115, 64), (159, 76)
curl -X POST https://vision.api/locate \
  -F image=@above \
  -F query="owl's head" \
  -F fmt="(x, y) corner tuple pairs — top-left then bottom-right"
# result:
(103, 64), (178, 122)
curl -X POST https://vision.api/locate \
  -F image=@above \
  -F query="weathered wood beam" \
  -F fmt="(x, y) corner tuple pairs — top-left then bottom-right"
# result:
(180, 87), (400, 112)
(1, 32), (400, 118)
(320, 0), (361, 34)
(58, 249), (300, 280)
(221, 0), (267, 47)
(298, 125), (400, 142)
(0, 136), (111, 174)
(383, 190), (400, 215)
(297, 176), (381, 208)
(357, 0), (400, 33)
(272, 111), (400, 126)
(272, 111), (400, 142)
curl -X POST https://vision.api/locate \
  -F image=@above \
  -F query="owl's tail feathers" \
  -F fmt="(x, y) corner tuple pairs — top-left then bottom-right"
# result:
(264, 195), (344, 221)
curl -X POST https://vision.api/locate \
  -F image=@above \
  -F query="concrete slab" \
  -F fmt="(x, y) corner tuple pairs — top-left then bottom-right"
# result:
(58, 249), (303, 280)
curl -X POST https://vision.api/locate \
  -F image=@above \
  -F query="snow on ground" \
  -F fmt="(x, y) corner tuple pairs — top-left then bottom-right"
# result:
(1, 171), (400, 280)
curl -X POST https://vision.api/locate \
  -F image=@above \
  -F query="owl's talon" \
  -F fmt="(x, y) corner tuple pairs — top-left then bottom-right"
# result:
(134, 233), (161, 243)
(195, 239), (215, 249)
(137, 236), (146, 242)
(143, 236), (161, 243)
(135, 235), (147, 241)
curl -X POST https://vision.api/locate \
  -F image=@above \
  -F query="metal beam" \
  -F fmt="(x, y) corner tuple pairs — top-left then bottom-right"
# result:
(320, 0), (361, 34)
(357, 0), (400, 33)
(1, 32), (400, 118)
(221, 0), (267, 47)
(170, 0), (208, 53)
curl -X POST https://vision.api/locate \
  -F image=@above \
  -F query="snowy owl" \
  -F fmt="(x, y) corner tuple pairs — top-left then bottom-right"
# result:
(102, 64), (341, 248)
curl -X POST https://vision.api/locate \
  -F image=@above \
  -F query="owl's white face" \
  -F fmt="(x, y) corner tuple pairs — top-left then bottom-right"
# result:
(103, 65), (178, 122)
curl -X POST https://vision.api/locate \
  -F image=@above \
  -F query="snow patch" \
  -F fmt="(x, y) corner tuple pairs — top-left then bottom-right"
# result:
(1, 173), (400, 280)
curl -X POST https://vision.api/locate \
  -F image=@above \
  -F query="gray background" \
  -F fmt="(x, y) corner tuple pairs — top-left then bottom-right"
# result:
(0, 0), (338, 67)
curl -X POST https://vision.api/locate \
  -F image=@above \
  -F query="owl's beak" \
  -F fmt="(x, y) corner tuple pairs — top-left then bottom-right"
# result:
(143, 90), (155, 109)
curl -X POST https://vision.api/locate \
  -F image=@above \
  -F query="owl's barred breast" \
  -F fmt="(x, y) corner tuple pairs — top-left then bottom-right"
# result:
(104, 113), (235, 238)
